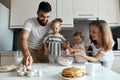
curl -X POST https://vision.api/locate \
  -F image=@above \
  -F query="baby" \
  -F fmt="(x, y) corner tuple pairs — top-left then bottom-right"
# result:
(71, 31), (88, 63)
(43, 18), (66, 63)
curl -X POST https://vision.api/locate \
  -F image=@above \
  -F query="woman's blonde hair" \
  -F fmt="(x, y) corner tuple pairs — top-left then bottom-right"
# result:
(51, 18), (62, 28)
(90, 20), (114, 51)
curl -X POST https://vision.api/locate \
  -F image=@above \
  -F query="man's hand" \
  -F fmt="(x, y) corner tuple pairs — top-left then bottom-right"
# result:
(38, 44), (48, 55)
(22, 55), (33, 67)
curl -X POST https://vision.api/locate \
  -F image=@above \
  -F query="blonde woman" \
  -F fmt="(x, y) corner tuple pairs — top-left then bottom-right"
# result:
(68, 20), (114, 69)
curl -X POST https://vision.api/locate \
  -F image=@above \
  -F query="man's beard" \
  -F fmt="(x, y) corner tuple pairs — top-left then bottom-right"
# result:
(37, 18), (48, 26)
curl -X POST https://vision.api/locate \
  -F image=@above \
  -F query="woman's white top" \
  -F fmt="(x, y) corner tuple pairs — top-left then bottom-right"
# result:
(91, 43), (115, 62)
(23, 17), (51, 49)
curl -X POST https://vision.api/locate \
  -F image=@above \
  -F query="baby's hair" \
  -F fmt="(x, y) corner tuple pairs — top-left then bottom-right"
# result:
(51, 18), (63, 28)
(74, 31), (85, 40)
(54, 18), (63, 23)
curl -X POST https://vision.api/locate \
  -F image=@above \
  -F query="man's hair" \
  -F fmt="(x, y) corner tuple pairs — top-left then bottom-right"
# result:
(38, 1), (52, 12)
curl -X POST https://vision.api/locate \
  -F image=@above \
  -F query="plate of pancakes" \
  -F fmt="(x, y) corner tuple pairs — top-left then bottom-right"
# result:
(59, 67), (84, 80)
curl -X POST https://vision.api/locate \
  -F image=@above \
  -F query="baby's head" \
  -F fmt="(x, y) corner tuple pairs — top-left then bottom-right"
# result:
(74, 31), (85, 44)
(51, 18), (62, 34)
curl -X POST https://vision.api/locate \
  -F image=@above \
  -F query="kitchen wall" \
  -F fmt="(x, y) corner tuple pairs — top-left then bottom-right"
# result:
(61, 20), (90, 45)
(13, 20), (120, 51)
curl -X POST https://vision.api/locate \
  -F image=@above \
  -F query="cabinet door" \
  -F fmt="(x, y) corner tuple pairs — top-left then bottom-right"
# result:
(73, 0), (98, 19)
(57, 0), (73, 28)
(98, 0), (120, 26)
(10, 0), (56, 28)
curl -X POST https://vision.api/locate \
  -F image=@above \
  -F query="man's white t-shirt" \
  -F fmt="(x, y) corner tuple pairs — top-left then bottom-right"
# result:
(23, 17), (51, 49)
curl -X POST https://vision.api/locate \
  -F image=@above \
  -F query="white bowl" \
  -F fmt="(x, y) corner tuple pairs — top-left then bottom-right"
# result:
(17, 70), (25, 76)
(58, 56), (73, 66)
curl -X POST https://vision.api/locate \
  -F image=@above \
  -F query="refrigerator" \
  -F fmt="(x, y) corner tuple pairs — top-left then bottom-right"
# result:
(0, 3), (13, 50)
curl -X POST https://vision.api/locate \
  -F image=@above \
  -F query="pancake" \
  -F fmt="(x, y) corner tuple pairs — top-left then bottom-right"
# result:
(62, 67), (84, 78)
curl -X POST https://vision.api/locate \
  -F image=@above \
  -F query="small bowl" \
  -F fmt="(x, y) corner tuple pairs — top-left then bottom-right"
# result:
(58, 56), (73, 66)
(17, 70), (25, 76)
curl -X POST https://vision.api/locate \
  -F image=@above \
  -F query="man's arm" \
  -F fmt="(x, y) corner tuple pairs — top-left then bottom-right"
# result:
(20, 29), (33, 66)
(21, 29), (30, 56)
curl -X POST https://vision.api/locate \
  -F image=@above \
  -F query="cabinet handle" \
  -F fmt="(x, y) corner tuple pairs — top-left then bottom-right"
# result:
(62, 24), (73, 25)
(78, 14), (93, 16)
(108, 23), (119, 24)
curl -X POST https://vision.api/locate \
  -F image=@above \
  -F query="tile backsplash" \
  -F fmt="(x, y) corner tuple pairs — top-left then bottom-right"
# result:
(61, 20), (90, 45)
(13, 21), (120, 51)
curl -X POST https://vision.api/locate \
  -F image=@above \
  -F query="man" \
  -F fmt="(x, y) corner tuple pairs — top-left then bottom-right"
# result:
(21, 1), (52, 67)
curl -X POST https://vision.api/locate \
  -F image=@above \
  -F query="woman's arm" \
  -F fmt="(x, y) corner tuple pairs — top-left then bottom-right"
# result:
(80, 52), (104, 62)
(68, 51), (104, 62)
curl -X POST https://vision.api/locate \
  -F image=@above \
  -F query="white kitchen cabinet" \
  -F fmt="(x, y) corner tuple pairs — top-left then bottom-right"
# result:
(98, 0), (120, 27)
(56, 0), (73, 28)
(10, 0), (56, 28)
(112, 51), (120, 74)
(73, 0), (98, 19)
(10, 0), (73, 28)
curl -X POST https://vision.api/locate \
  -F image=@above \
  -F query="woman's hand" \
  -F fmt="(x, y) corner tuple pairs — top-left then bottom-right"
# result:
(22, 55), (33, 67)
(66, 50), (82, 57)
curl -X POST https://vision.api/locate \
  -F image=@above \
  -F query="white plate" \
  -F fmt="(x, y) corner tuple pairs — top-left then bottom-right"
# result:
(0, 64), (17, 72)
(59, 72), (84, 80)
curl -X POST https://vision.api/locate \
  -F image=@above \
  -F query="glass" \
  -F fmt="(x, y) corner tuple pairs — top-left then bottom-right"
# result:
(15, 51), (23, 66)
(58, 56), (73, 66)
(86, 62), (95, 75)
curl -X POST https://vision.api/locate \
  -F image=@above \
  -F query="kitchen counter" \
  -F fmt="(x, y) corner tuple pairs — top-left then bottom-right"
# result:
(113, 50), (120, 55)
(0, 63), (120, 80)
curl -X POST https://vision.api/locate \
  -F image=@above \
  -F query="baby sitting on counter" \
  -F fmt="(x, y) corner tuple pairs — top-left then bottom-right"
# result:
(66, 31), (90, 63)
